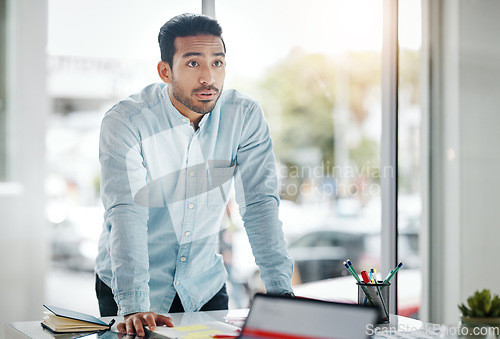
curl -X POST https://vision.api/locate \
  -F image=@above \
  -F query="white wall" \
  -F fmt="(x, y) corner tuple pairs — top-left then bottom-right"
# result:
(0, 0), (48, 337)
(425, 0), (500, 324)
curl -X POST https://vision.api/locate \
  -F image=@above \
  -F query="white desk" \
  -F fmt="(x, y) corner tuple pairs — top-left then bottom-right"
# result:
(5, 311), (454, 339)
(5, 310), (232, 339)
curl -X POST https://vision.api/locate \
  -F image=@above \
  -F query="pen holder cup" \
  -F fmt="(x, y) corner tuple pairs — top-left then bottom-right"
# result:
(357, 281), (391, 323)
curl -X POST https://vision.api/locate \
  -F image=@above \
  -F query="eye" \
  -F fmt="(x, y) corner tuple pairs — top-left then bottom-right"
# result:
(187, 60), (198, 67)
(213, 60), (224, 67)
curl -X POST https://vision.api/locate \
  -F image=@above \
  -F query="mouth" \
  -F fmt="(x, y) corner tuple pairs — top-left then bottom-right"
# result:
(194, 87), (218, 101)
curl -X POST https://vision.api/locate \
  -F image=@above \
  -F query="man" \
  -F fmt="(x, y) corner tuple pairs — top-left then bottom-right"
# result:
(95, 13), (294, 336)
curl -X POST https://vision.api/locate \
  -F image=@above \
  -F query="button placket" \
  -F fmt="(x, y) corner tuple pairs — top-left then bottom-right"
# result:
(177, 133), (199, 274)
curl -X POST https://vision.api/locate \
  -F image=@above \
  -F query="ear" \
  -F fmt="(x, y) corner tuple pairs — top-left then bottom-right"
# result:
(157, 61), (172, 84)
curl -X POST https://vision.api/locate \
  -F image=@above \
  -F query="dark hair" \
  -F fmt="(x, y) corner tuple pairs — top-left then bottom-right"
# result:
(158, 13), (226, 67)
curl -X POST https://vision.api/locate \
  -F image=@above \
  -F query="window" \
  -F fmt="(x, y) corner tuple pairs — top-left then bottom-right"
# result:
(217, 0), (384, 304)
(45, 0), (423, 317)
(45, 0), (202, 314)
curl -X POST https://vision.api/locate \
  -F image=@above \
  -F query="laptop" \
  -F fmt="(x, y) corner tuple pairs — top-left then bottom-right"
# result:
(238, 293), (381, 339)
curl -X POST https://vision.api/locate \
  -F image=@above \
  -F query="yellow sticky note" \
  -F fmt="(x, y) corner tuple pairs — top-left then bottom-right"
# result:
(175, 324), (210, 332)
(184, 329), (220, 338)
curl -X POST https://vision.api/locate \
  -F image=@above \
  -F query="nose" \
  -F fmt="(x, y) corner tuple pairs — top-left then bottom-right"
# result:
(199, 64), (215, 85)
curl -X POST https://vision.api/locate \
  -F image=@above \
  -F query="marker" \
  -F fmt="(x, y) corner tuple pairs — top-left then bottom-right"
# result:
(361, 270), (371, 284)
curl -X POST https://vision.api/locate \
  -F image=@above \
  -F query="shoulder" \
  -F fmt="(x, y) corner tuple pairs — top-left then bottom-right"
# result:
(105, 83), (168, 121)
(219, 89), (261, 111)
(101, 83), (168, 138)
(217, 89), (263, 123)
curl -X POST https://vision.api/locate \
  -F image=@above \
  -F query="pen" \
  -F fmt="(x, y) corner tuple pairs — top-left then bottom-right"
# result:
(346, 260), (360, 280)
(382, 262), (403, 285)
(344, 261), (361, 282)
(344, 260), (361, 283)
(369, 268), (389, 319)
(344, 260), (374, 305)
(380, 262), (403, 291)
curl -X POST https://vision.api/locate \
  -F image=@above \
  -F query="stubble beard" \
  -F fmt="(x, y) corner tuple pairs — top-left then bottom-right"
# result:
(170, 78), (222, 115)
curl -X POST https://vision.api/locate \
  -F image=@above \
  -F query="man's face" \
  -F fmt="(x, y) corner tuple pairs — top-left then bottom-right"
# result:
(164, 35), (226, 117)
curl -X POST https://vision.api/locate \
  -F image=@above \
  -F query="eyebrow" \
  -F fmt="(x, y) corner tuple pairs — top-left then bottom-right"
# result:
(181, 52), (226, 58)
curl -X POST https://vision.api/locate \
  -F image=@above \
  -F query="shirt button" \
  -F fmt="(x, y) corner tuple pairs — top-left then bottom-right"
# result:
(180, 256), (186, 262)
(182, 118), (188, 123)
(175, 281), (179, 285)
(189, 171), (195, 177)
(185, 231), (191, 236)
(188, 203), (194, 209)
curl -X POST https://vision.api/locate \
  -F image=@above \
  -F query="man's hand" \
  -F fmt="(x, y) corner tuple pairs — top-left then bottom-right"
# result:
(117, 312), (174, 336)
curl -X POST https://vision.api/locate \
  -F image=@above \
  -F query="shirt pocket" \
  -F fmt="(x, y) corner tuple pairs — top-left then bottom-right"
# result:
(207, 162), (237, 211)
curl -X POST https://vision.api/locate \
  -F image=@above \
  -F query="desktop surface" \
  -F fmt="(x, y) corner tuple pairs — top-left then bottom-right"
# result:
(5, 312), (442, 339)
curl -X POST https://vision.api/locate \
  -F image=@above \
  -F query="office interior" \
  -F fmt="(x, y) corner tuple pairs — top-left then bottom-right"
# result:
(1, 0), (499, 337)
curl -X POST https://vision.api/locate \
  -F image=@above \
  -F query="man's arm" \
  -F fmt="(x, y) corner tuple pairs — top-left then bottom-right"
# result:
(99, 112), (151, 314)
(101, 113), (176, 334)
(233, 102), (294, 294)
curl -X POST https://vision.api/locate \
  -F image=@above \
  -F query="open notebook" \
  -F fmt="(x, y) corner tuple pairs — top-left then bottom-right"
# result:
(41, 305), (114, 334)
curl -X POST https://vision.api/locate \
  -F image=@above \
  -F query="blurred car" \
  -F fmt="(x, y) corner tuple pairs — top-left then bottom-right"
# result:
(288, 227), (420, 284)
(288, 229), (370, 283)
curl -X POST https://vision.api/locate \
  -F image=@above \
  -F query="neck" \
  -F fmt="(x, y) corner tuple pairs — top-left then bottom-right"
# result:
(168, 86), (204, 127)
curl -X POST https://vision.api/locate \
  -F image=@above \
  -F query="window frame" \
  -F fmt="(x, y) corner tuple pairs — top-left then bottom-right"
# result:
(0, 0), (7, 181)
(381, 0), (399, 315)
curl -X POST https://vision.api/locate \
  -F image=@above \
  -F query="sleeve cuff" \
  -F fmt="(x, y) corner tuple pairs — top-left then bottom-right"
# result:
(115, 291), (150, 316)
(264, 279), (293, 295)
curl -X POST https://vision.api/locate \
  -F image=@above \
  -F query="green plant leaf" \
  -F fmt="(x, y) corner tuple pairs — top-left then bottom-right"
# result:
(462, 289), (500, 318)
(458, 303), (470, 316)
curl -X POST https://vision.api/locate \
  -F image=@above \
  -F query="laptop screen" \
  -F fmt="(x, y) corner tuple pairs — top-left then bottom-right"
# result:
(239, 293), (380, 339)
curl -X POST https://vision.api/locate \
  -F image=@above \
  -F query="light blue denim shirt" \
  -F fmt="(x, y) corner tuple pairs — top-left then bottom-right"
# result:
(95, 82), (294, 315)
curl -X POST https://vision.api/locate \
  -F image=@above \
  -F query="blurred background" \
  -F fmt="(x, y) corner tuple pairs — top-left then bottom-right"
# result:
(4, 0), (423, 323)
(3, 0), (500, 336)
(41, 0), (423, 317)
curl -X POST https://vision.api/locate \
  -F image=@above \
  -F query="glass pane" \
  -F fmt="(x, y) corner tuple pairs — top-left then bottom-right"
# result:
(217, 0), (384, 307)
(45, 0), (202, 314)
(44, 0), (406, 315)
(398, 0), (422, 319)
